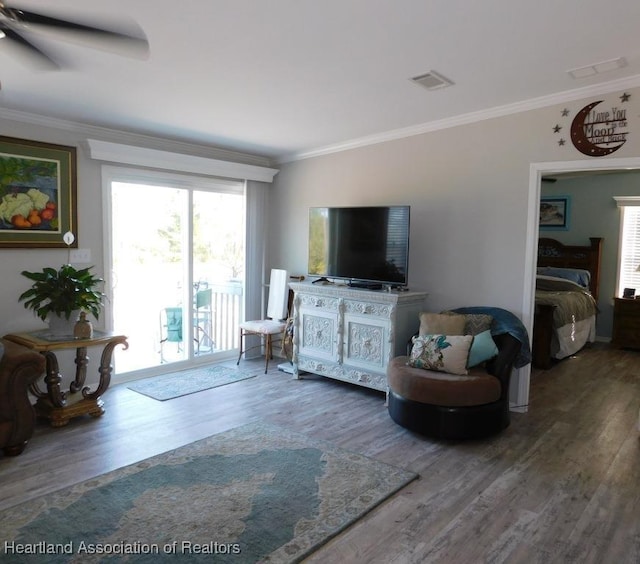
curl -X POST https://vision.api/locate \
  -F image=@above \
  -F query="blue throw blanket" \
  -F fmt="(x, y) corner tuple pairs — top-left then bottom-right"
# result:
(451, 306), (532, 368)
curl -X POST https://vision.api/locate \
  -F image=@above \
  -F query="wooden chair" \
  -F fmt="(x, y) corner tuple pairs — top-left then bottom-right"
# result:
(237, 269), (289, 373)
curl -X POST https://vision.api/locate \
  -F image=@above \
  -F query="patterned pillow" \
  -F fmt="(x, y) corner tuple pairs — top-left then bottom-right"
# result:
(419, 312), (466, 336)
(408, 334), (473, 375)
(442, 311), (493, 336)
(464, 314), (494, 336)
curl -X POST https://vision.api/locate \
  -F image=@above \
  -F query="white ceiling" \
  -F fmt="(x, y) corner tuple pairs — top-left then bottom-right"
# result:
(1, 0), (640, 163)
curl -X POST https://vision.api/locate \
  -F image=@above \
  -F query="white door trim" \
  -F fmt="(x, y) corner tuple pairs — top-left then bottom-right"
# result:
(516, 156), (640, 411)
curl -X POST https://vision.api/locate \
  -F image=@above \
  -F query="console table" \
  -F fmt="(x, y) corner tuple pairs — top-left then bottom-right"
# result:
(3, 331), (128, 427)
(289, 282), (427, 392)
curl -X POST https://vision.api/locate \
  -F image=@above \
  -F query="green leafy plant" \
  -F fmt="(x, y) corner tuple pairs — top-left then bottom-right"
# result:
(19, 264), (104, 321)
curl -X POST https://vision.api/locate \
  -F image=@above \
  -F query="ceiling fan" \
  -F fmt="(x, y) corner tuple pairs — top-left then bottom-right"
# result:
(0, 2), (149, 69)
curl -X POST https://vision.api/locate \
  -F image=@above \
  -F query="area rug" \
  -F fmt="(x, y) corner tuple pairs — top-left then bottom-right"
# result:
(0, 423), (417, 563)
(127, 365), (259, 401)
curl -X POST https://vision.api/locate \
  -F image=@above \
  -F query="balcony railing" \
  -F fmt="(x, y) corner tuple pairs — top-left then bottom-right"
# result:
(201, 281), (243, 351)
(119, 280), (244, 373)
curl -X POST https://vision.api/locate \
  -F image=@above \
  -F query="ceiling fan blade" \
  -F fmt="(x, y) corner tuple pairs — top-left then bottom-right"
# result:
(0, 25), (60, 69)
(10, 8), (149, 58)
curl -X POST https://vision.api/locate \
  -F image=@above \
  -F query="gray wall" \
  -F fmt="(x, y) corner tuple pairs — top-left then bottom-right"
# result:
(2, 87), (640, 397)
(268, 88), (640, 340)
(541, 171), (640, 338)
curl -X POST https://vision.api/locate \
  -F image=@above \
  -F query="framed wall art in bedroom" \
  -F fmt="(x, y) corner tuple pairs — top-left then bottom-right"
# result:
(539, 196), (570, 231)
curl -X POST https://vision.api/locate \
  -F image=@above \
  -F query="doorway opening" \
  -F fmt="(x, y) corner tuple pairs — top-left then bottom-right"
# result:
(517, 156), (640, 409)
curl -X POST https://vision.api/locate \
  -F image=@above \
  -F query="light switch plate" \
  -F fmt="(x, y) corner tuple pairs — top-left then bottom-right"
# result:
(70, 248), (91, 263)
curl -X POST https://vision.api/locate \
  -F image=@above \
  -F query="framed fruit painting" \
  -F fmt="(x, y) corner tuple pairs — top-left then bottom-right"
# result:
(0, 136), (77, 248)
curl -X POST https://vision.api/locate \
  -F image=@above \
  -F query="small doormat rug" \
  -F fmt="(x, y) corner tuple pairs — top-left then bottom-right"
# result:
(0, 423), (417, 563)
(127, 365), (259, 401)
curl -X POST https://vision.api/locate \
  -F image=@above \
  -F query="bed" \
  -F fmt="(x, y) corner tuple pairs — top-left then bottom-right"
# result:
(533, 237), (603, 369)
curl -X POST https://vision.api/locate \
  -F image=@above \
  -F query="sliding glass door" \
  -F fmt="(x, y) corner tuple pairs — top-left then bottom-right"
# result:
(106, 169), (245, 376)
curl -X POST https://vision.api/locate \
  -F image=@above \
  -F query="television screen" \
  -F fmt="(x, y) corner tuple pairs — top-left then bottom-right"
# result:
(308, 205), (410, 286)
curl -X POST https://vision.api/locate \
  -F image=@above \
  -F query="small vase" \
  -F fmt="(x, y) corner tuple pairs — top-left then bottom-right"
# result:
(74, 312), (94, 339)
(47, 311), (80, 338)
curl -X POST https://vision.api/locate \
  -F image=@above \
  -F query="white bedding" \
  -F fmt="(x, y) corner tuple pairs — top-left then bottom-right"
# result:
(550, 315), (596, 359)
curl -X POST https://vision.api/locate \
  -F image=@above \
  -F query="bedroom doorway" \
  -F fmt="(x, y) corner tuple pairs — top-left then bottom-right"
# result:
(105, 168), (246, 378)
(517, 156), (640, 410)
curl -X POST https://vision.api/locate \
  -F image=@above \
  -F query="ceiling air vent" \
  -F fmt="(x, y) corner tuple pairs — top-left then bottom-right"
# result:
(567, 57), (627, 79)
(411, 70), (454, 91)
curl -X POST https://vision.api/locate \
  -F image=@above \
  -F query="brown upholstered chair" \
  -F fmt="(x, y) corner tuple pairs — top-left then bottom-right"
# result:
(0, 338), (45, 456)
(387, 307), (527, 440)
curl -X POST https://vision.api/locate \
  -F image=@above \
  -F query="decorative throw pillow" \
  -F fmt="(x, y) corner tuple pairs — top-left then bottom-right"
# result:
(463, 314), (494, 336)
(408, 334), (473, 375)
(442, 311), (493, 336)
(468, 330), (499, 367)
(419, 312), (466, 336)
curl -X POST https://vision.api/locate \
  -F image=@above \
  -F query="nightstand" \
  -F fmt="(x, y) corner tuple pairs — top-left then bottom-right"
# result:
(612, 298), (640, 349)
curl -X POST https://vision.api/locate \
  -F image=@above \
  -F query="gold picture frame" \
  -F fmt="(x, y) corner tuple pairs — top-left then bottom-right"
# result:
(0, 136), (77, 248)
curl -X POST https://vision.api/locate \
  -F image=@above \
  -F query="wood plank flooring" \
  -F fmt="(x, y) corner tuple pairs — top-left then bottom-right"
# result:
(1, 344), (639, 563)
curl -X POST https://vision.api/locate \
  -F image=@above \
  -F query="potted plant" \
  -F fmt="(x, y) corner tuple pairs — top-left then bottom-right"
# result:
(19, 264), (105, 335)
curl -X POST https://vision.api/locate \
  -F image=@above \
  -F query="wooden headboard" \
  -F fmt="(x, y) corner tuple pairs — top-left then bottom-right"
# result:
(537, 237), (603, 300)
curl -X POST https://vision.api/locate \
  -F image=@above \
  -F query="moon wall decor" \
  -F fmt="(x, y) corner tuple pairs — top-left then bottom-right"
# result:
(570, 100), (628, 157)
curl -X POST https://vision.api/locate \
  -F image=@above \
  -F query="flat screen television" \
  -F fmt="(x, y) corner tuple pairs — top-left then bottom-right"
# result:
(308, 205), (410, 287)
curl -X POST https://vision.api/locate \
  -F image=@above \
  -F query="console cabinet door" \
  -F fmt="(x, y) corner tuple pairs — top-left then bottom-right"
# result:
(342, 313), (390, 373)
(298, 299), (339, 363)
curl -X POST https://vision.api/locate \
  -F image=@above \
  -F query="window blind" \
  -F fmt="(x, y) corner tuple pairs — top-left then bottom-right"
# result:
(618, 206), (640, 296)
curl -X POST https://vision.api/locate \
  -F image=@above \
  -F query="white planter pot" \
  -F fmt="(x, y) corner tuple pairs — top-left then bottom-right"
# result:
(47, 311), (80, 337)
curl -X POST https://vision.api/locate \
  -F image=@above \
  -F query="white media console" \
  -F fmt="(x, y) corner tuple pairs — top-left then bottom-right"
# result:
(289, 282), (428, 392)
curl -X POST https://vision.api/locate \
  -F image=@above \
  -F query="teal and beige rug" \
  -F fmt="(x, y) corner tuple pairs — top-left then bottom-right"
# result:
(1, 423), (417, 563)
(127, 365), (259, 401)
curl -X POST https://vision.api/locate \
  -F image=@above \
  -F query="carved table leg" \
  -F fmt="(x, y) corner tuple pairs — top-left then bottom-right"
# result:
(31, 336), (128, 426)
(29, 371), (48, 399)
(83, 337), (128, 401)
(70, 346), (88, 393)
(43, 351), (66, 407)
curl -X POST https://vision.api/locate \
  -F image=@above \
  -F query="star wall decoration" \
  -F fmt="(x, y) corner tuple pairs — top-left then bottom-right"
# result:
(554, 111), (567, 146)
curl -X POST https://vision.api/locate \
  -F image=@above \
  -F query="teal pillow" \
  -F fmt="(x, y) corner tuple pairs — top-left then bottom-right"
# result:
(468, 330), (498, 367)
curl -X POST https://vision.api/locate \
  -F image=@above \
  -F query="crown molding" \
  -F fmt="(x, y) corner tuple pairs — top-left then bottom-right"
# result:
(0, 106), (274, 169)
(278, 73), (640, 164)
(4, 73), (640, 168)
